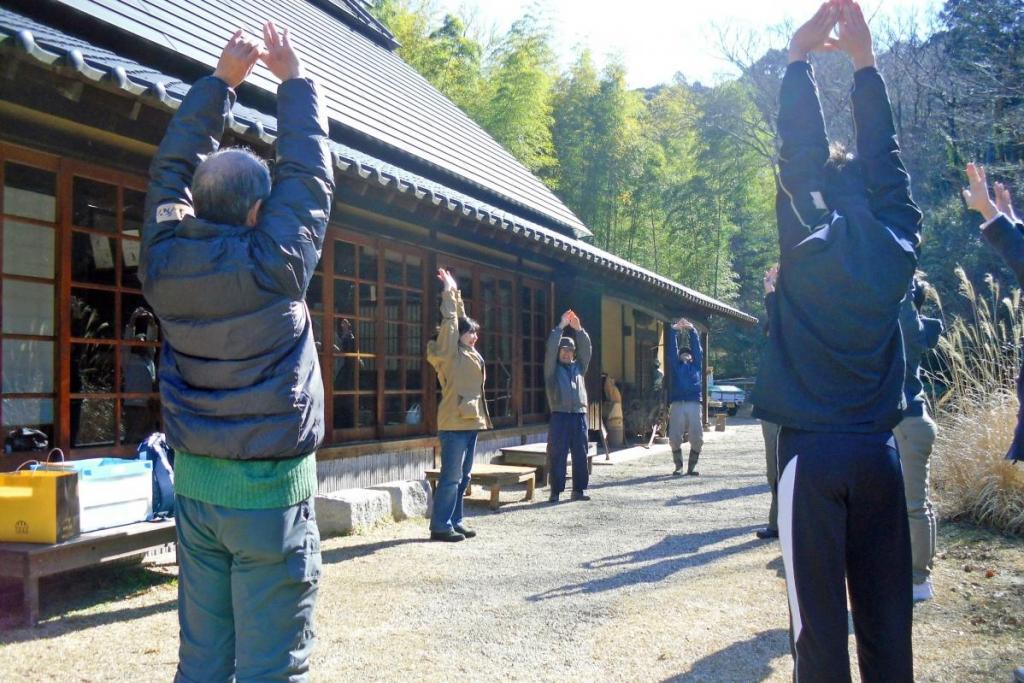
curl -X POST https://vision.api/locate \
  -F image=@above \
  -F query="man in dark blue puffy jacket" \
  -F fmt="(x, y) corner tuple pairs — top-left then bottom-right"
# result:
(751, 2), (919, 680)
(666, 318), (703, 476)
(141, 24), (332, 682)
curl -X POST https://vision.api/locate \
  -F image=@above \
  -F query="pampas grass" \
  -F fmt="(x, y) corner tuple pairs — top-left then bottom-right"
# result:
(927, 268), (1024, 535)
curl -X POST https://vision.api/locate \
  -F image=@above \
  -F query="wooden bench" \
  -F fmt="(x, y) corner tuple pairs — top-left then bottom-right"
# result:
(425, 464), (536, 511)
(498, 442), (597, 486)
(0, 520), (176, 627)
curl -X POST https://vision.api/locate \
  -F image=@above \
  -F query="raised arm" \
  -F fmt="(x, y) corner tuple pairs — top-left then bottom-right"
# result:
(842, 2), (921, 250)
(777, 64), (831, 253)
(141, 31), (260, 269)
(964, 164), (1024, 287)
(250, 23), (334, 299)
(575, 327), (593, 375)
(688, 328), (703, 370)
(545, 311), (572, 381)
(666, 323), (680, 368)
(776, 3), (838, 254)
(427, 270), (464, 371)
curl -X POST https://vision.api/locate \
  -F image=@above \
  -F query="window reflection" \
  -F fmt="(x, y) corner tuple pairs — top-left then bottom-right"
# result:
(72, 177), (118, 232)
(4, 163), (56, 221)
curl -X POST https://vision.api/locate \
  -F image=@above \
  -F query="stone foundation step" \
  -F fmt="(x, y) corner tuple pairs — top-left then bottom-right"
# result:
(317, 480), (431, 537)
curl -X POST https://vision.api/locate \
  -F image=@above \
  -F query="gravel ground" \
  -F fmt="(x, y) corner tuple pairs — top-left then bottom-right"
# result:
(1, 418), (1021, 681)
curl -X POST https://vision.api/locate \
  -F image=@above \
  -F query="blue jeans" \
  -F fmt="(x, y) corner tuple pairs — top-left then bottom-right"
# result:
(430, 430), (478, 533)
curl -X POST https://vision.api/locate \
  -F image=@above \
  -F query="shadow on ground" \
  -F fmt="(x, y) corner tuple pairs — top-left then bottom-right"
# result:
(666, 483), (767, 506)
(0, 563), (176, 639)
(321, 538), (429, 564)
(529, 525), (762, 601)
(662, 628), (790, 682)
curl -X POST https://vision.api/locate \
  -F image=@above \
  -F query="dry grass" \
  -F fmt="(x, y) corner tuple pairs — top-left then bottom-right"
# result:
(928, 268), (1024, 535)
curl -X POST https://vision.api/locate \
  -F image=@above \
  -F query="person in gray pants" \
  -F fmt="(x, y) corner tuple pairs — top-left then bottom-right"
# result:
(893, 276), (943, 602)
(666, 318), (704, 476)
(757, 265), (781, 540)
(142, 24), (331, 682)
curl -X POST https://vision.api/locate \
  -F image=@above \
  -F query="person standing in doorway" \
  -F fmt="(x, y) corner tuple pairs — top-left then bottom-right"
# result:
(544, 310), (593, 502)
(666, 317), (704, 476)
(426, 268), (492, 541)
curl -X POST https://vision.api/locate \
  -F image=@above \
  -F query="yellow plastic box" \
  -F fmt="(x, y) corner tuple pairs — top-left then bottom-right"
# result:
(0, 470), (80, 544)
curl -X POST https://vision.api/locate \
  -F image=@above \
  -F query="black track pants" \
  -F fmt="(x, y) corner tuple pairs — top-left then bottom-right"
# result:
(777, 428), (913, 683)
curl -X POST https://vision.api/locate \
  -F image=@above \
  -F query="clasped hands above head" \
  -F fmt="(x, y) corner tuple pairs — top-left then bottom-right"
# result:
(788, 0), (875, 70)
(212, 21), (304, 89)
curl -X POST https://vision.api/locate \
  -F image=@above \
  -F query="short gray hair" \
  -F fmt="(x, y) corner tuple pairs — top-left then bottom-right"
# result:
(192, 147), (271, 225)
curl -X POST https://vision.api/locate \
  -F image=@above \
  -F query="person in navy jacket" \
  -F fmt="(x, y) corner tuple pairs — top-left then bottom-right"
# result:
(751, 2), (920, 680)
(666, 318), (704, 476)
(963, 162), (1024, 464)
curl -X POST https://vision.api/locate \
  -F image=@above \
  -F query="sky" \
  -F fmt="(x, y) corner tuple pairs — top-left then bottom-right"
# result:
(431, 0), (943, 88)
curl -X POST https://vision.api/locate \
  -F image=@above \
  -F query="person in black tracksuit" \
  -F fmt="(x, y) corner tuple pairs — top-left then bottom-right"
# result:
(751, 3), (919, 681)
(963, 163), (1024, 464)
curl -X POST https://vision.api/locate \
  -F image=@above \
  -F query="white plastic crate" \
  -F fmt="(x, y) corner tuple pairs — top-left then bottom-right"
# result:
(34, 458), (153, 532)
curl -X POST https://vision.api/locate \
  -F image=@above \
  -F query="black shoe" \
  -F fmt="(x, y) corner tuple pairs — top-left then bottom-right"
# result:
(453, 523), (477, 538)
(549, 493), (560, 503)
(430, 529), (465, 542)
(685, 471), (700, 477)
(755, 528), (779, 540)
(672, 468), (683, 477)
(570, 491), (591, 501)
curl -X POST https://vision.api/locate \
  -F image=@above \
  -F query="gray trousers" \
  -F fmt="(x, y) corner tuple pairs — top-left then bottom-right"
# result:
(760, 420), (781, 532)
(668, 400), (704, 453)
(893, 411), (938, 585)
(175, 495), (322, 683)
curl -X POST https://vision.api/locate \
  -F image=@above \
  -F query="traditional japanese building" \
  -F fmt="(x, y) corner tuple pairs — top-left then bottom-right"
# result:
(0, 0), (755, 485)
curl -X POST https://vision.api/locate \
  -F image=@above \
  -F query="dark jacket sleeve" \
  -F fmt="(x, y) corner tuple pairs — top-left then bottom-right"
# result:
(544, 325), (563, 382)
(666, 326), (680, 369)
(688, 328), (703, 370)
(982, 214), (1024, 287)
(776, 62), (831, 254)
(851, 67), (922, 251)
(250, 78), (334, 299)
(141, 77), (232, 275)
(576, 327), (592, 375)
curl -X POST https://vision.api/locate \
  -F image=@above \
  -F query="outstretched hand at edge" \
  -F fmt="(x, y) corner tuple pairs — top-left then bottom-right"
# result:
(995, 182), (1020, 224)
(764, 264), (779, 294)
(437, 268), (457, 292)
(213, 29), (261, 88)
(260, 21), (304, 82)
(834, 1), (875, 70)
(963, 163), (999, 224)
(789, 2), (840, 63)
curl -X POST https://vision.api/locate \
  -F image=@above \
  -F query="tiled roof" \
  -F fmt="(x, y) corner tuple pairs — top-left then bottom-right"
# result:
(0, 6), (757, 326)
(42, 0), (592, 239)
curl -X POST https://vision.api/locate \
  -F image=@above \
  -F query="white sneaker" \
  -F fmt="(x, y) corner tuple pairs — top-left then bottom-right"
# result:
(912, 579), (934, 602)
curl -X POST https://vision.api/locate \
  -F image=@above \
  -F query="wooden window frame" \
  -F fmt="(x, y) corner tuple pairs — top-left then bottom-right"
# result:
(61, 159), (155, 455)
(0, 144), (61, 455)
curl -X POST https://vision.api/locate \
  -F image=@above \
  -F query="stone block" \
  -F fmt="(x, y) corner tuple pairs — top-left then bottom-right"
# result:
(316, 489), (392, 537)
(368, 480), (431, 521)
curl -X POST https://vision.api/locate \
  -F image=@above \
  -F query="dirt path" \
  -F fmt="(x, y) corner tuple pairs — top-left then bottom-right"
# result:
(1, 419), (1021, 681)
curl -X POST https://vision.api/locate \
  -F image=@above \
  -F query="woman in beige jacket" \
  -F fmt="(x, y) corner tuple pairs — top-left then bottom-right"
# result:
(426, 269), (492, 541)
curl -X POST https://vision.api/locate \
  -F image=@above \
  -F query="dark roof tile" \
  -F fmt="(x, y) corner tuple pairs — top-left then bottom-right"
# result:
(0, 6), (757, 326)
(50, 0), (591, 238)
